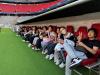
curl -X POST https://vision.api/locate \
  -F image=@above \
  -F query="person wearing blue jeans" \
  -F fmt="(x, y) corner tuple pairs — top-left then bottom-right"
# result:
(62, 28), (100, 75)
(64, 39), (87, 75)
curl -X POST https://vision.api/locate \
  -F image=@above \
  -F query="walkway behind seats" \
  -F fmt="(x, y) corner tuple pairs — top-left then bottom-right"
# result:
(0, 28), (64, 75)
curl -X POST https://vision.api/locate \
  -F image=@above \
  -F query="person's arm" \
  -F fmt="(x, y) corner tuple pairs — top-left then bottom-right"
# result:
(78, 41), (99, 54)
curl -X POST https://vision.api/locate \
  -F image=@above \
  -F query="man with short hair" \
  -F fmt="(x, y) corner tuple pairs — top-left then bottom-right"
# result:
(63, 28), (100, 75)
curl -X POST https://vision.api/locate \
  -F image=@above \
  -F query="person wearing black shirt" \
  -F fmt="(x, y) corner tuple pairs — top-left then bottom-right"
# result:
(81, 39), (100, 58)
(64, 28), (100, 75)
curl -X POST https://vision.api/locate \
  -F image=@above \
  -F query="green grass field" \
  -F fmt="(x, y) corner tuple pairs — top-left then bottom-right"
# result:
(0, 28), (64, 75)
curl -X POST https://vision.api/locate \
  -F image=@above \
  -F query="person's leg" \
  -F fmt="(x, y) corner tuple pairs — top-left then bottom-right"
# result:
(49, 43), (57, 60)
(64, 39), (87, 68)
(65, 55), (72, 75)
(46, 42), (53, 54)
(58, 50), (66, 68)
(75, 50), (87, 59)
(45, 42), (54, 59)
(54, 43), (61, 63)
(64, 40), (77, 58)
(54, 51), (60, 65)
(64, 39), (87, 59)
(45, 42), (56, 60)
(54, 51), (57, 62)
(41, 42), (47, 52)
(36, 39), (42, 49)
(25, 34), (30, 42)
(29, 35), (35, 44)
(59, 50), (66, 64)
(33, 37), (39, 45)
(47, 43), (56, 55)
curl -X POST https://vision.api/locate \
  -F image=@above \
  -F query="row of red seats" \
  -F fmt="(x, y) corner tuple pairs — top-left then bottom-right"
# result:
(66, 23), (100, 40)
(0, 0), (61, 13)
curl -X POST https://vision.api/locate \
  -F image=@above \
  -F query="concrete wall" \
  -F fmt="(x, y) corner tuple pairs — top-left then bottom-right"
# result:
(0, 16), (18, 25)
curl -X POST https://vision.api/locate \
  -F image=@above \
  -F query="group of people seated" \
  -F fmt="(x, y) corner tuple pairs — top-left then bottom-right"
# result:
(15, 25), (100, 75)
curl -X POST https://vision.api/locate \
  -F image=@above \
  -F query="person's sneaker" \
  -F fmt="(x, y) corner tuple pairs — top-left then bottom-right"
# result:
(42, 51), (44, 54)
(16, 35), (19, 36)
(55, 60), (60, 65)
(28, 43), (31, 47)
(70, 58), (82, 69)
(43, 50), (48, 54)
(49, 54), (54, 60)
(59, 63), (65, 68)
(32, 47), (35, 50)
(35, 48), (40, 51)
(22, 40), (25, 42)
(26, 41), (29, 43)
(45, 55), (50, 59)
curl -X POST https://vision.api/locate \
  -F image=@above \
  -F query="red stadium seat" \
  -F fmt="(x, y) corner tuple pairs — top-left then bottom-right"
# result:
(81, 58), (97, 66)
(66, 25), (74, 33)
(91, 23), (100, 40)
(81, 50), (100, 66)
(0, 0), (61, 13)
(73, 50), (100, 75)
(52, 26), (57, 32)
(64, 51), (67, 58)
(75, 26), (88, 39)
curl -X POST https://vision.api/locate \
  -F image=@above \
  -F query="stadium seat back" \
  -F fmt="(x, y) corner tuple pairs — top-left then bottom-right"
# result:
(92, 23), (100, 40)
(66, 25), (74, 33)
(75, 26), (88, 39)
